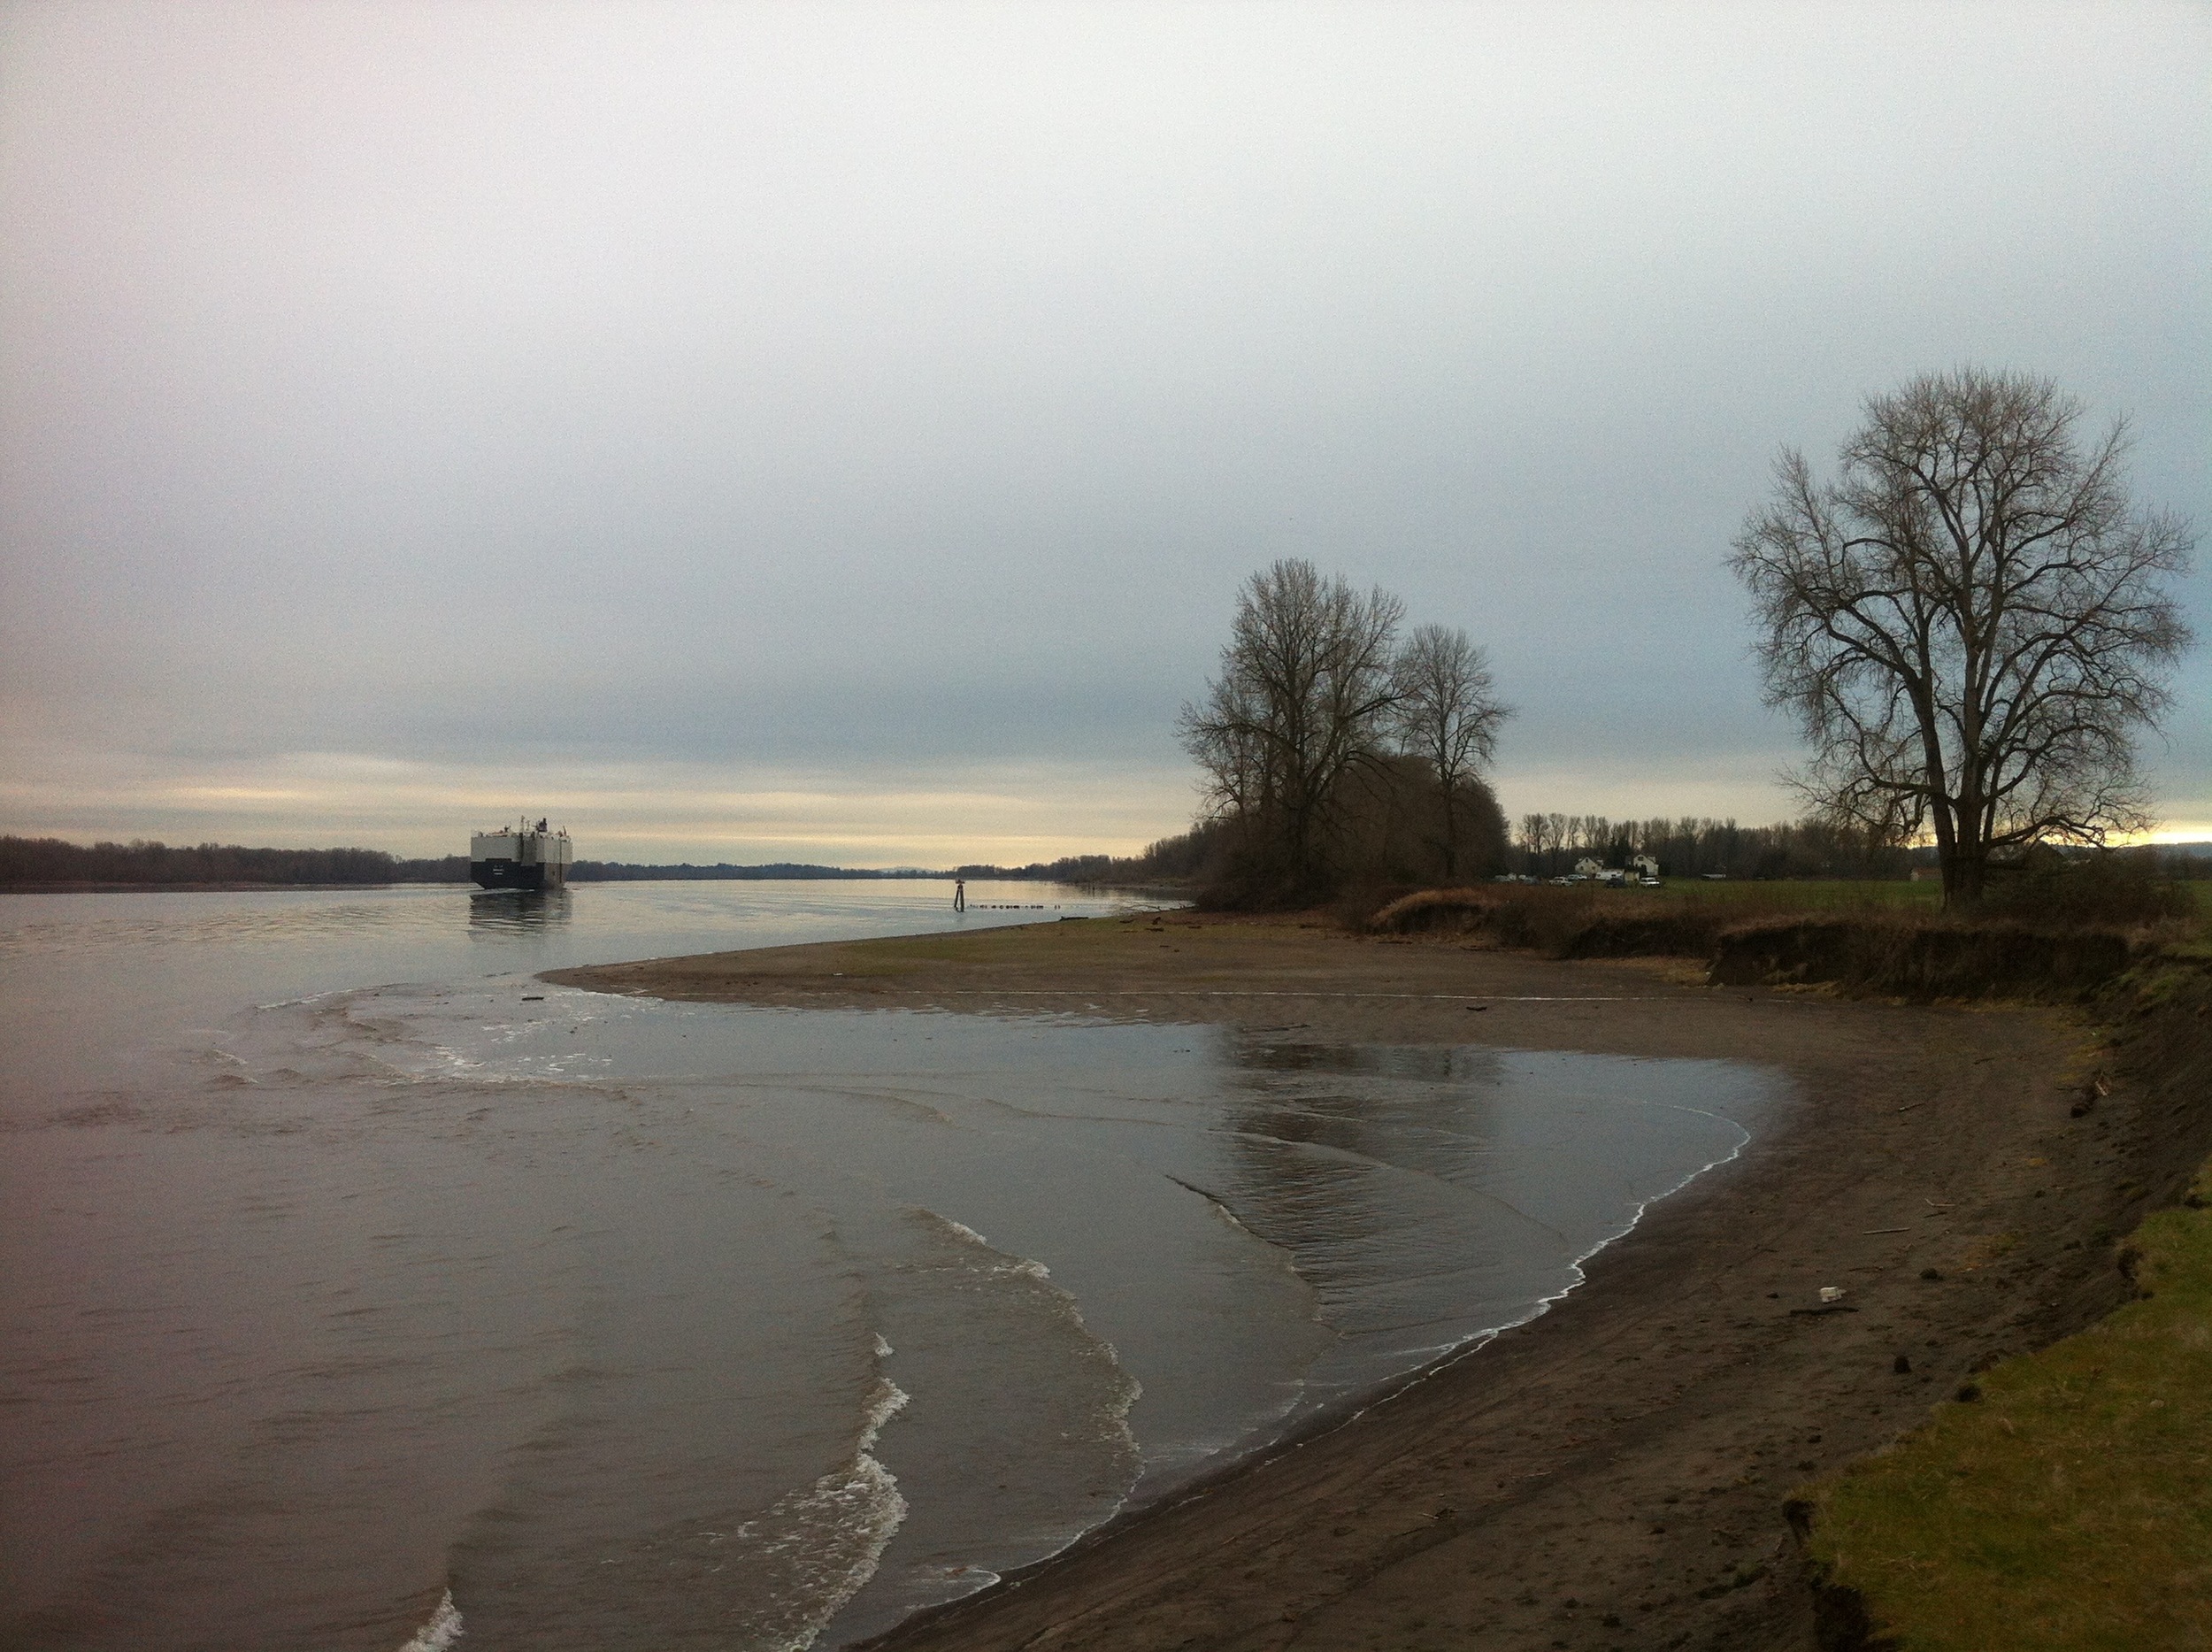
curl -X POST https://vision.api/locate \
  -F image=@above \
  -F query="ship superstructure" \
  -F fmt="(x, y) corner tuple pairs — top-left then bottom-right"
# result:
(469, 818), (574, 891)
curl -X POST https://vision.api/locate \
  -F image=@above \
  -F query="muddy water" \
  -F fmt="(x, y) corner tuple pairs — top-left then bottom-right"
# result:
(0, 883), (1781, 1650)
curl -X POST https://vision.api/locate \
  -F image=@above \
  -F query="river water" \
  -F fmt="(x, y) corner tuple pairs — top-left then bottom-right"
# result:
(0, 881), (1782, 1651)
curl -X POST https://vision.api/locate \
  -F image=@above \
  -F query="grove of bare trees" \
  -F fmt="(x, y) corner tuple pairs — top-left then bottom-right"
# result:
(1732, 368), (2194, 907)
(1179, 559), (1511, 902)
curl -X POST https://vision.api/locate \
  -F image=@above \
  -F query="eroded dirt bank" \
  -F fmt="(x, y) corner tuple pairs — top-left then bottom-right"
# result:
(547, 913), (2207, 1651)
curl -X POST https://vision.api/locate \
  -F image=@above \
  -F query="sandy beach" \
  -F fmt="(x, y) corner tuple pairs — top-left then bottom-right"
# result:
(548, 911), (2203, 1651)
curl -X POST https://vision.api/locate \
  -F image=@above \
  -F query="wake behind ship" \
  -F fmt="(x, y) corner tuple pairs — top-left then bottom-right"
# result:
(470, 818), (574, 890)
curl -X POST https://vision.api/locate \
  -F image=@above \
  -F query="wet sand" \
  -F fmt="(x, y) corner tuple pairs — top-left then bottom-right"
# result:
(547, 911), (2196, 1651)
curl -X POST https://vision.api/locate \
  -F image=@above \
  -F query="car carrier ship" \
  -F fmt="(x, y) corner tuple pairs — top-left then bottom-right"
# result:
(469, 818), (574, 891)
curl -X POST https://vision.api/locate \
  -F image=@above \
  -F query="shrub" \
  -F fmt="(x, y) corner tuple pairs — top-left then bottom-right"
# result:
(1367, 885), (1728, 958)
(1368, 881), (2157, 999)
(1979, 850), (2195, 928)
(1708, 916), (2140, 999)
(1367, 887), (1496, 934)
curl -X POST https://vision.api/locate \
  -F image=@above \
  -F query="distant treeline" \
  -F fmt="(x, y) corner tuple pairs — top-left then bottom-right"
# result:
(1510, 814), (1909, 880)
(0, 836), (1179, 888)
(948, 849), (1191, 885)
(1505, 815), (2212, 881)
(0, 836), (470, 887)
(0, 838), (956, 886)
(570, 861), (922, 881)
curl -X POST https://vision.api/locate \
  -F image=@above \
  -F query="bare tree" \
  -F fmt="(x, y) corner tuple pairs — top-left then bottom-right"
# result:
(1732, 368), (2193, 906)
(1388, 625), (1511, 878)
(1179, 559), (1405, 895)
(1517, 812), (1547, 872)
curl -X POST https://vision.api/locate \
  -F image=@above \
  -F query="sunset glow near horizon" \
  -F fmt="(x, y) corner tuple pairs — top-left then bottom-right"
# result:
(4, 3), (2207, 865)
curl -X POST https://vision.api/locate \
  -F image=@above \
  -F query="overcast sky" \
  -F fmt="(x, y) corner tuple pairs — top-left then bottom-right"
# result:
(3, 1), (2206, 863)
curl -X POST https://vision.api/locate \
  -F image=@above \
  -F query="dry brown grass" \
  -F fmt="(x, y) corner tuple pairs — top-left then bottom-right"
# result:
(1706, 914), (2144, 1000)
(1364, 882), (2179, 1000)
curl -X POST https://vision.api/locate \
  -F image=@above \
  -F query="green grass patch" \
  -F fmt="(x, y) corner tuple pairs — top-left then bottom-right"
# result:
(1647, 877), (1943, 912)
(1804, 1161), (2212, 1648)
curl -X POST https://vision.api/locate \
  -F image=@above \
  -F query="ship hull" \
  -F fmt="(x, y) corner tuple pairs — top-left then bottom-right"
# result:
(470, 859), (565, 892)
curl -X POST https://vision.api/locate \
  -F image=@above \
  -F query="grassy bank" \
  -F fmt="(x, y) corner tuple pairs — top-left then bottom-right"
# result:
(1793, 965), (2212, 1649)
(1366, 880), (2203, 1001)
(1801, 1177), (2212, 1648)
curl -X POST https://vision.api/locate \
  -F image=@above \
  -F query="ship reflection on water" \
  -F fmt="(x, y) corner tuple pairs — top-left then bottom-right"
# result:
(467, 887), (573, 936)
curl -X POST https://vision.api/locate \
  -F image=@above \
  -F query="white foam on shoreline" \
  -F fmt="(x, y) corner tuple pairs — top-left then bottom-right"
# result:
(749, 1372), (913, 1652)
(395, 1588), (463, 1651)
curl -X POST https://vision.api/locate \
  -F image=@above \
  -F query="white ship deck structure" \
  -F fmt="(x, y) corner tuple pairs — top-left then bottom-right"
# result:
(469, 818), (574, 891)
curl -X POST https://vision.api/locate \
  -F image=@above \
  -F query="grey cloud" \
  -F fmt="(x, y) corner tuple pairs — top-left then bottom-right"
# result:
(3, 1), (2206, 849)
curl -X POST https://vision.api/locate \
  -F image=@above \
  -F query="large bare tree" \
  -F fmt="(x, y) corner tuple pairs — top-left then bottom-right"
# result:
(1732, 368), (2193, 906)
(1390, 625), (1512, 877)
(1179, 559), (1405, 895)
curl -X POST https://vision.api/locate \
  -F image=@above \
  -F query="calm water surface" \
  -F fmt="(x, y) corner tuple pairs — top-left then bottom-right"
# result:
(0, 882), (1784, 1650)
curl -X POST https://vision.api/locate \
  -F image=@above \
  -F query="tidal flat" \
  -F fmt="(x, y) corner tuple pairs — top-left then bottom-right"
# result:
(554, 912), (2199, 1651)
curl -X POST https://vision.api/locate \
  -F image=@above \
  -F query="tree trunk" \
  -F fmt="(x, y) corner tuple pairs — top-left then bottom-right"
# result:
(1942, 838), (1987, 909)
(1953, 852), (1985, 908)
